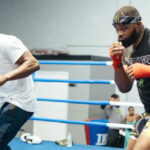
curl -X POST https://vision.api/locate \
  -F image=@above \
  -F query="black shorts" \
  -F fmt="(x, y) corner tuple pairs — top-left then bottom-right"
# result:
(130, 112), (150, 140)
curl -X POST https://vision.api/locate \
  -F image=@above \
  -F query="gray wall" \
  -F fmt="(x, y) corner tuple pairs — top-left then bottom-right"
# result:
(1, 0), (148, 56)
(89, 66), (115, 118)
(0, 0), (117, 52)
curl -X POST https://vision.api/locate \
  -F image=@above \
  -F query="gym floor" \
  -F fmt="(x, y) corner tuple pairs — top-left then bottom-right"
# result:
(9, 138), (124, 150)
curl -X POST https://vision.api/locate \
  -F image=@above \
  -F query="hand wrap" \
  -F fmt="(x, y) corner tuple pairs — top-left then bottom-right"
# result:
(109, 47), (123, 70)
(131, 63), (150, 78)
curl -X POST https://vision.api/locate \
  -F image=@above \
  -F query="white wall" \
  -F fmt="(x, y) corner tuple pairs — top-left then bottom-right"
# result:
(0, 0), (148, 56)
(0, 0), (149, 56)
(34, 71), (69, 141)
(0, 0), (131, 56)
(130, 0), (150, 28)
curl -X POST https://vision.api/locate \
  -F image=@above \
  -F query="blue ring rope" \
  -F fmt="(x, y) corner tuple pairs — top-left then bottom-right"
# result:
(39, 60), (111, 66)
(37, 98), (109, 105)
(33, 78), (112, 84)
(33, 61), (112, 127)
(30, 117), (107, 127)
(32, 61), (118, 128)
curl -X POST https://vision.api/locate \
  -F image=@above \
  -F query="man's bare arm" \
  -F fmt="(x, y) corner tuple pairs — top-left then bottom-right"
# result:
(2, 51), (40, 83)
(114, 65), (133, 93)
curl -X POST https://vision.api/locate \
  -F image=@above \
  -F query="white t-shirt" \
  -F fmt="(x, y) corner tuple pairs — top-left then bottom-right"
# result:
(0, 34), (36, 112)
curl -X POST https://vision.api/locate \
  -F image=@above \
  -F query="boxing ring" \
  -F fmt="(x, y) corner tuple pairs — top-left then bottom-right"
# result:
(10, 60), (144, 150)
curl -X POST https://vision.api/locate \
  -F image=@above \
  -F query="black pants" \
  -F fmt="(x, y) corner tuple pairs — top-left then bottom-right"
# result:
(0, 102), (33, 150)
(106, 129), (124, 148)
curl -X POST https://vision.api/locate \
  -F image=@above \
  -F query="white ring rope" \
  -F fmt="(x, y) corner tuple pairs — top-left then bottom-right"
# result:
(107, 123), (133, 129)
(110, 101), (144, 107)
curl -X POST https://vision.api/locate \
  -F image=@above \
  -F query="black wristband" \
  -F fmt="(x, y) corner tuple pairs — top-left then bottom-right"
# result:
(117, 63), (123, 68)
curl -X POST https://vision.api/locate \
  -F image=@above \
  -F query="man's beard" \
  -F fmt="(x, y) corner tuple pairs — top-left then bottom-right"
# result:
(118, 28), (139, 48)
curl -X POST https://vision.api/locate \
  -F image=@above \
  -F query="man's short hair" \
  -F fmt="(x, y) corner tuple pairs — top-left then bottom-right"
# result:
(128, 106), (134, 110)
(114, 6), (140, 17)
(110, 93), (119, 99)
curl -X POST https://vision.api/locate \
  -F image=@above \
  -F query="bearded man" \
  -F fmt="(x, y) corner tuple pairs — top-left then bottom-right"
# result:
(109, 6), (150, 150)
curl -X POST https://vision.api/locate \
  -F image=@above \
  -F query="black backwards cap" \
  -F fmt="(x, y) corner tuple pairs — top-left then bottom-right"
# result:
(113, 16), (141, 25)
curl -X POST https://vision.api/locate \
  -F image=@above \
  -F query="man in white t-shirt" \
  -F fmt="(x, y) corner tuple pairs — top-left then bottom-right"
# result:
(0, 34), (40, 150)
